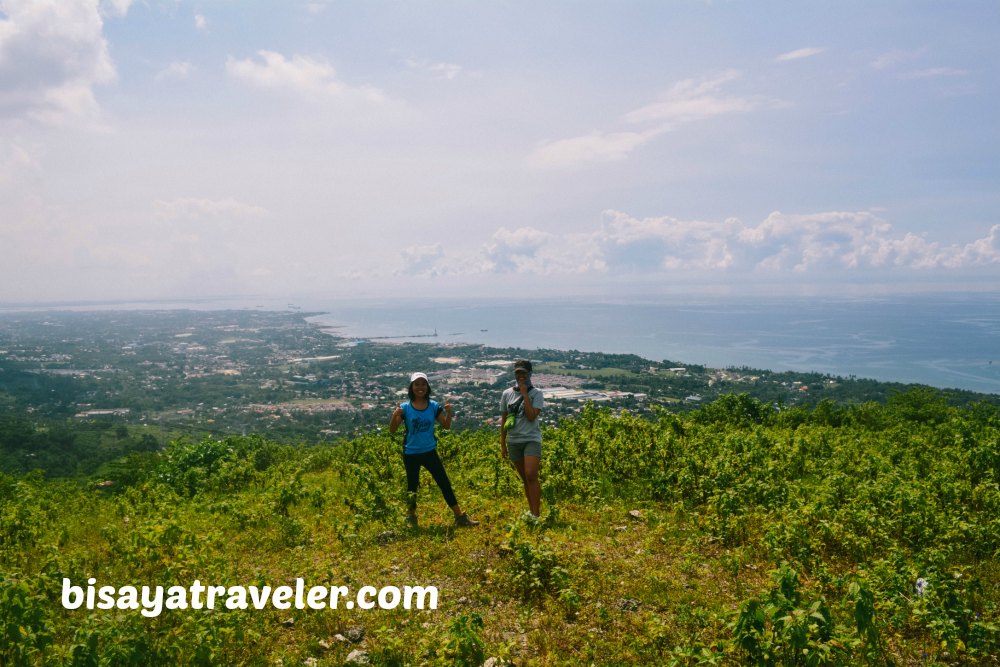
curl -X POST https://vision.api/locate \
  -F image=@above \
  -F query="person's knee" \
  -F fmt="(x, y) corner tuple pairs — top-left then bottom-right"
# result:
(523, 456), (540, 482)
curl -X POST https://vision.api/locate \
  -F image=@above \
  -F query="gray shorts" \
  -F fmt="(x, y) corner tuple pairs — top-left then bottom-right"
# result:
(507, 440), (541, 461)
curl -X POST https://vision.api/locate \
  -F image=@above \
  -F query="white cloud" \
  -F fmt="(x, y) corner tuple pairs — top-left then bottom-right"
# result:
(226, 50), (385, 101)
(155, 61), (193, 81)
(194, 13), (207, 32)
(404, 57), (474, 81)
(484, 226), (604, 274)
(394, 210), (1000, 279)
(398, 226), (606, 278)
(608, 210), (1000, 273)
(623, 71), (763, 124)
(99, 0), (131, 18)
(528, 71), (772, 169)
(527, 129), (662, 169)
(598, 211), (744, 271)
(304, 1), (330, 15)
(869, 49), (924, 71)
(957, 224), (1000, 266)
(739, 211), (896, 271)
(881, 224), (1000, 269)
(868, 51), (969, 86)
(0, 0), (120, 125)
(775, 47), (825, 62)
(398, 244), (445, 276)
(481, 226), (553, 273)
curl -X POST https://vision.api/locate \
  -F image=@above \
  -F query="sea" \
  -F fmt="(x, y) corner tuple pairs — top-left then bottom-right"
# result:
(2, 292), (998, 395)
(299, 292), (1000, 396)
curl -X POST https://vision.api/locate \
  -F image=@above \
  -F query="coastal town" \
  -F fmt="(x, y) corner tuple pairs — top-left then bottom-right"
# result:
(2, 308), (990, 452)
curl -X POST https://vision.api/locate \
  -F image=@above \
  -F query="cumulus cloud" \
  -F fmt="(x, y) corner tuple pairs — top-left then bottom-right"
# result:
(775, 47), (824, 62)
(226, 50), (385, 101)
(602, 210), (1000, 273)
(738, 211), (898, 270)
(958, 224), (1000, 266)
(0, 0), (122, 124)
(528, 71), (773, 168)
(599, 211), (741, 271)
(395, 210), (1000, 279)
(398, 244), (446, 276)
(398, 225), (605, 278)
(481, 226), (554, 273)
(194, 13), (207, 31)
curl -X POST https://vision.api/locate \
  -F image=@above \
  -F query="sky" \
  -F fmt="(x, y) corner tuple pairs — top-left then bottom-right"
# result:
(1, 0), (998, 304)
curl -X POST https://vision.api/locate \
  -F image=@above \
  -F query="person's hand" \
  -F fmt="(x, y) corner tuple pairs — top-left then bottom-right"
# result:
(392, 404), (403, 420)
(443, 400), (453, 416)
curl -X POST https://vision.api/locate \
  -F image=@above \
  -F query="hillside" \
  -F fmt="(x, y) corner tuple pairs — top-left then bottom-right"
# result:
(2, 391), (999, 666)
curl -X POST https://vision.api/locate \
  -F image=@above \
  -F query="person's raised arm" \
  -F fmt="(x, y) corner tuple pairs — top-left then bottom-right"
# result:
(389, 403), (404, 433)
(521, 391), (540, 421)
(437, 400), (453, 429)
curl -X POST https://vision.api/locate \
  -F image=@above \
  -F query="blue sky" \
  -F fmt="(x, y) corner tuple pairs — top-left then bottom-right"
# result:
(1, 0), (998, 303)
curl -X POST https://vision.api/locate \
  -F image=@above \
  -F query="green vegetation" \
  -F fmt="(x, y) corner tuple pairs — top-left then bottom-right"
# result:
(2, 391), (998, 665)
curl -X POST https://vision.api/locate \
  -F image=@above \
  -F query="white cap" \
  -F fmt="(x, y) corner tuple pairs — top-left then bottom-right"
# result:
(409, 372), (428, 383)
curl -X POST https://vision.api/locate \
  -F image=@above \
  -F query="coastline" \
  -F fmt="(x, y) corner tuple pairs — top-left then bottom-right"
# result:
(2, 292), (997, 395)
(301, 294), (1000, 396)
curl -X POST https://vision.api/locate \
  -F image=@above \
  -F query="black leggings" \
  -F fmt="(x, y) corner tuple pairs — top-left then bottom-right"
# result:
(403, 449), (457, 509)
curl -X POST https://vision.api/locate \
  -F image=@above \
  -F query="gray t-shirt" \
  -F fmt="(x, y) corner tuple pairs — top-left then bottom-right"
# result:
(500, 386), (544, 444)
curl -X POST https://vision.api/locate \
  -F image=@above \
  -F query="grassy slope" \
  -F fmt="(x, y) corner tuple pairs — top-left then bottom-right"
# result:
(3, 395), (1000, 666)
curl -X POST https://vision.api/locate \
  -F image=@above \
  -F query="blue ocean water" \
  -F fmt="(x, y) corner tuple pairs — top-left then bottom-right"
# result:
(304, 293), (1000, 395)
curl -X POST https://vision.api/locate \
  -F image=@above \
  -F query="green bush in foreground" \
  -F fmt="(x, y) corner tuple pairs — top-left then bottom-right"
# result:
(0, 391), (998, 665)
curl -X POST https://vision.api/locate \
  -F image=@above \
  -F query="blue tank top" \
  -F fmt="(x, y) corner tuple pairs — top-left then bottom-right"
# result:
(401, 400), (442, 454)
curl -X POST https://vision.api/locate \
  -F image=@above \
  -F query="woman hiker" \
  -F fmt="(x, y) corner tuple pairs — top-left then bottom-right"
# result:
(389, 372), (478, 528)
(500, 359), (544, 519)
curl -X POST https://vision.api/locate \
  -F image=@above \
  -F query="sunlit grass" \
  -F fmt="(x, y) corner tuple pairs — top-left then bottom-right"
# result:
(3, 393), (999, 665)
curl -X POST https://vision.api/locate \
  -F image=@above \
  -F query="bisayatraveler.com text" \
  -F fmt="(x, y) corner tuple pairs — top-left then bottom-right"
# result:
(61, 578), (438, 617)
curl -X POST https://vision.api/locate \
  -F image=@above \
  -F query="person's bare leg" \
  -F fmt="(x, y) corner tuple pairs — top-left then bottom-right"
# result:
(521, 456), (541, 517)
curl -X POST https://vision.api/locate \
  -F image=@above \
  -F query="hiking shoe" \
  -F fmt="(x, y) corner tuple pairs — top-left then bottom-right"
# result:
(455, 513), (479, 527)
(405, 515), (418, 529)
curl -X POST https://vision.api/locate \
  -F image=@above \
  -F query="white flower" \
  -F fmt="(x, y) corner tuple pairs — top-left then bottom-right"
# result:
(915, 577), (928, 596)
